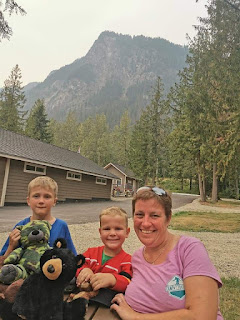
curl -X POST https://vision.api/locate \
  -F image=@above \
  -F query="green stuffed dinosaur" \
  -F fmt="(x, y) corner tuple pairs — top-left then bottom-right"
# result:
(0, 220), (51, 285)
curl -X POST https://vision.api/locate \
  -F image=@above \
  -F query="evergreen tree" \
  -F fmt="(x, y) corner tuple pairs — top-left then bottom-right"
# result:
(111, 111), (132, 166)
(129, 110), (150, 184)
(0, 64), (26, 133)
(50, 111), (80, 151)
(129, 77), (169, 184)
(25, 99), (52, 143)
(78, 114), (111, 166)
(169, 0), (240, 201)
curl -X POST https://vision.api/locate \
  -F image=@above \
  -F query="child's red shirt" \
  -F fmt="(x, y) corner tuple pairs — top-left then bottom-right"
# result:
(76, 246), (132, 292)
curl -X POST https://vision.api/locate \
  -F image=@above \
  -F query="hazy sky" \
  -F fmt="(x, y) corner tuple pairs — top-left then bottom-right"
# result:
(0, 0), (208, 87)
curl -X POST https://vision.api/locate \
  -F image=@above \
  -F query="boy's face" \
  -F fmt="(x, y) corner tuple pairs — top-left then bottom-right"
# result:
(99, 215), (130, 256)
(27, 186), (57, 218)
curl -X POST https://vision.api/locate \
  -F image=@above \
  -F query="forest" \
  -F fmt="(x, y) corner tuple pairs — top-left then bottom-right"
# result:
(0, 0), (239, 202)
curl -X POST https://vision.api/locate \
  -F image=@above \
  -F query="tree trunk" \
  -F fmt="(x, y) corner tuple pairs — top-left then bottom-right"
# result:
(181, 177), (184, 190)
(235, 166), (239, 200)
(211, 162), (218, 202)
(198, 172), (206, 202)
(189, 177), (192, 191)
(197, 152), (206, 202)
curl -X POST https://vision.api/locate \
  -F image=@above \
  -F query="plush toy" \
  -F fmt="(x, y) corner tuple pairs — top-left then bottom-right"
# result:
(11, 238), (87, 320)
(0, 220), (51, 285)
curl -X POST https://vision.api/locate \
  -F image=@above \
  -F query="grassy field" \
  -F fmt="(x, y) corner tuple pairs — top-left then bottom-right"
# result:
(221, 278), (240, 320)
(170, 211), (240, 232)
(170, 210), (240, 319)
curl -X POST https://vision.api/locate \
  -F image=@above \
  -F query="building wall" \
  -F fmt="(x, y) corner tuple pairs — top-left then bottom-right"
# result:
(47, 167), (112, 201)
(0, 157), (6, 198)
(105, 166), (125, 192)
(4, 159), (112, 204)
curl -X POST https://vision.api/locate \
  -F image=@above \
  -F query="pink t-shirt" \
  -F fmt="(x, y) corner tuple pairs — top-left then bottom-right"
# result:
(125, 236), (223, 319)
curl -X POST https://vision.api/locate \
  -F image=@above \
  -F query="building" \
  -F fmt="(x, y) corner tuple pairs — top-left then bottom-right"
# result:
(0, 128), (117, 206)
(104, 163), (139, 196)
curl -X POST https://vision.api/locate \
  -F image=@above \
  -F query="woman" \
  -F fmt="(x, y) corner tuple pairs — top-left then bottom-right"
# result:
(110, 186), (223, 320)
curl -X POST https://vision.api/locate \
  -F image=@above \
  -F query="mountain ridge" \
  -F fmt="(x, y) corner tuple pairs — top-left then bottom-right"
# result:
(24, 31), (188, 124)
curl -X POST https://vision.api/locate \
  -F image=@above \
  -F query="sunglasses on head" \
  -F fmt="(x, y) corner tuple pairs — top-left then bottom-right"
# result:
(136, 186), (166, 196)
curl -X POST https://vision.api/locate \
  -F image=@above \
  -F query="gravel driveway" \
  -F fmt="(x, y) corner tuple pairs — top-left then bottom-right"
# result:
(69, 198), (240, 279)
(0, 197), (239, 279)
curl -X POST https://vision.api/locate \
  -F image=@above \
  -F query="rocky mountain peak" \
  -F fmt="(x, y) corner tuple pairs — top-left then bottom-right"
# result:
(24, 31), (188, 125)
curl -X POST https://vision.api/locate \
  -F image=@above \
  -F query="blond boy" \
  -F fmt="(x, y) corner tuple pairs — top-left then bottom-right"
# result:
(0, 176), (76, 257)
(76, 207), (132, 292)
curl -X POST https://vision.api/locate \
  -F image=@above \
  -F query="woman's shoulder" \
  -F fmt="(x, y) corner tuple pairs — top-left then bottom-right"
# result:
(132, 246), (144, 258)
(176, 235), (207, 258)
(178, 235), (202, 246)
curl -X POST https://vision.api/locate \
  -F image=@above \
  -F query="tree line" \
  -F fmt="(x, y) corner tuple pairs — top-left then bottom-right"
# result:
(1, 0), (239, 202)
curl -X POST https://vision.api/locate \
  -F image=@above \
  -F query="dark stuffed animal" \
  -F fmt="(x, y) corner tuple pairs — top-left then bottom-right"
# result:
(0, 221), (51, 320)
(11, 238), (86, 320)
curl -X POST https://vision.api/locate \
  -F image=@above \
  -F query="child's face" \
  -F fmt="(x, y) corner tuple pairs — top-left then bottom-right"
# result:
(27, 186), (57, 218)
(99, 215), (130, 256)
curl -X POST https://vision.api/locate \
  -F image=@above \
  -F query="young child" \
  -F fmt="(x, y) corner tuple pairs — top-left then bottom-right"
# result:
(76, 207), (132, 293)
(0, 176), (77, 257)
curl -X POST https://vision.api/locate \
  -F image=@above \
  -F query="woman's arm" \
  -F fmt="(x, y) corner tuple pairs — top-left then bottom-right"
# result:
(110, 275), (219, 320)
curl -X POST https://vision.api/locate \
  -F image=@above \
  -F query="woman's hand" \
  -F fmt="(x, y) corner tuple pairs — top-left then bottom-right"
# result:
(110, 293), (139, 320)
(76, 268), (94, 287)
(90, 273), (116, 291)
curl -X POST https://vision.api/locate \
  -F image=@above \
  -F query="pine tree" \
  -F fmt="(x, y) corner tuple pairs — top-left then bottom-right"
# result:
(129, 77), (169, 184)
(78, 114), (111, 166)
(50, 111), (80, 151)
(111, 111), (131, 166)
(0, 64), (26, 133)
(25, 99), (52, 143)
(169, 0), (240, 201)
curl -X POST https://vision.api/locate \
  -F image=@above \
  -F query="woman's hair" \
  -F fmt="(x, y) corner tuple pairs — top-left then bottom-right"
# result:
(28, 176), (58, 198)
(132, 187), (172, 220)
(99, 206), (128, 227)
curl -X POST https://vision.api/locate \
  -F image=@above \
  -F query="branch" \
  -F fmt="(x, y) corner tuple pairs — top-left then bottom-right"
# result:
(0, 0), (26, 41)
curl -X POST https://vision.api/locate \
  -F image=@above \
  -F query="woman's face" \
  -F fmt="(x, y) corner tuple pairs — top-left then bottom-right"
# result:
(133, 198), (171, 248)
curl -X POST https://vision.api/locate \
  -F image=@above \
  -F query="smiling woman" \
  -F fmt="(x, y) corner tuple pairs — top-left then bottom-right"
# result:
(110, 186), (224, 320)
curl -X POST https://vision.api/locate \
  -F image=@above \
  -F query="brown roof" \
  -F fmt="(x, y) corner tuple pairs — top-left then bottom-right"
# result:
(0, 128), (116, 179)
(105, 163), (138, 179)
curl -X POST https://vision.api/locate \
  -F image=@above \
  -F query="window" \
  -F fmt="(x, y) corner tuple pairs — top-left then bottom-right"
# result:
(113, 178), (122, 186)
(96, 177), (107, 185)
(24, 162), (46, 175)
(66, 171), (82, 181)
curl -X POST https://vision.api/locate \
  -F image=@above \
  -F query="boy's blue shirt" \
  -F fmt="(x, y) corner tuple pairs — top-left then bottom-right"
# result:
(0, 217), (77, 256)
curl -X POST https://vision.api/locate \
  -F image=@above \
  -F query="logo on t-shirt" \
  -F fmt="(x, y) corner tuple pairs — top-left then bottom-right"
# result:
(166, 276), (185, 300)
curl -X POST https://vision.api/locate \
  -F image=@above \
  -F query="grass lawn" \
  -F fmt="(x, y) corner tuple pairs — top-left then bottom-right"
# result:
(221, 278), (240, 320)
(170, 210), (240, 319)
(202, 199), (240, 208)
(170, 211), (240, 232)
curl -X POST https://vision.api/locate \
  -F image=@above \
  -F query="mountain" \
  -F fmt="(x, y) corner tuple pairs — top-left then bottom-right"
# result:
(24, 31), (188, 125)
(24, 82), (39, 92)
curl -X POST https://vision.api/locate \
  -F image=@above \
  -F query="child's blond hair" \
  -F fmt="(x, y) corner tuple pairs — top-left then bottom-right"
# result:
(99, 206), (128, 227)
(28, 176), (58, 198)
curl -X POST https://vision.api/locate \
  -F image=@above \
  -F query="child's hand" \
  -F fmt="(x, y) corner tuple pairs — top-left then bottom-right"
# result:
(76, 268), (94, 287)
(90, 273), (116, 291)
(8, 228), (21, 251)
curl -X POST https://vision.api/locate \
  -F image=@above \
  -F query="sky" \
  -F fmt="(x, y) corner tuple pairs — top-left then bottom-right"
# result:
(0, 0), (208, 87)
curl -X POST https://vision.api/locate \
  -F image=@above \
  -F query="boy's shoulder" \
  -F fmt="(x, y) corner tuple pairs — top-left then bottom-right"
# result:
(15, 217), (31, 227)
